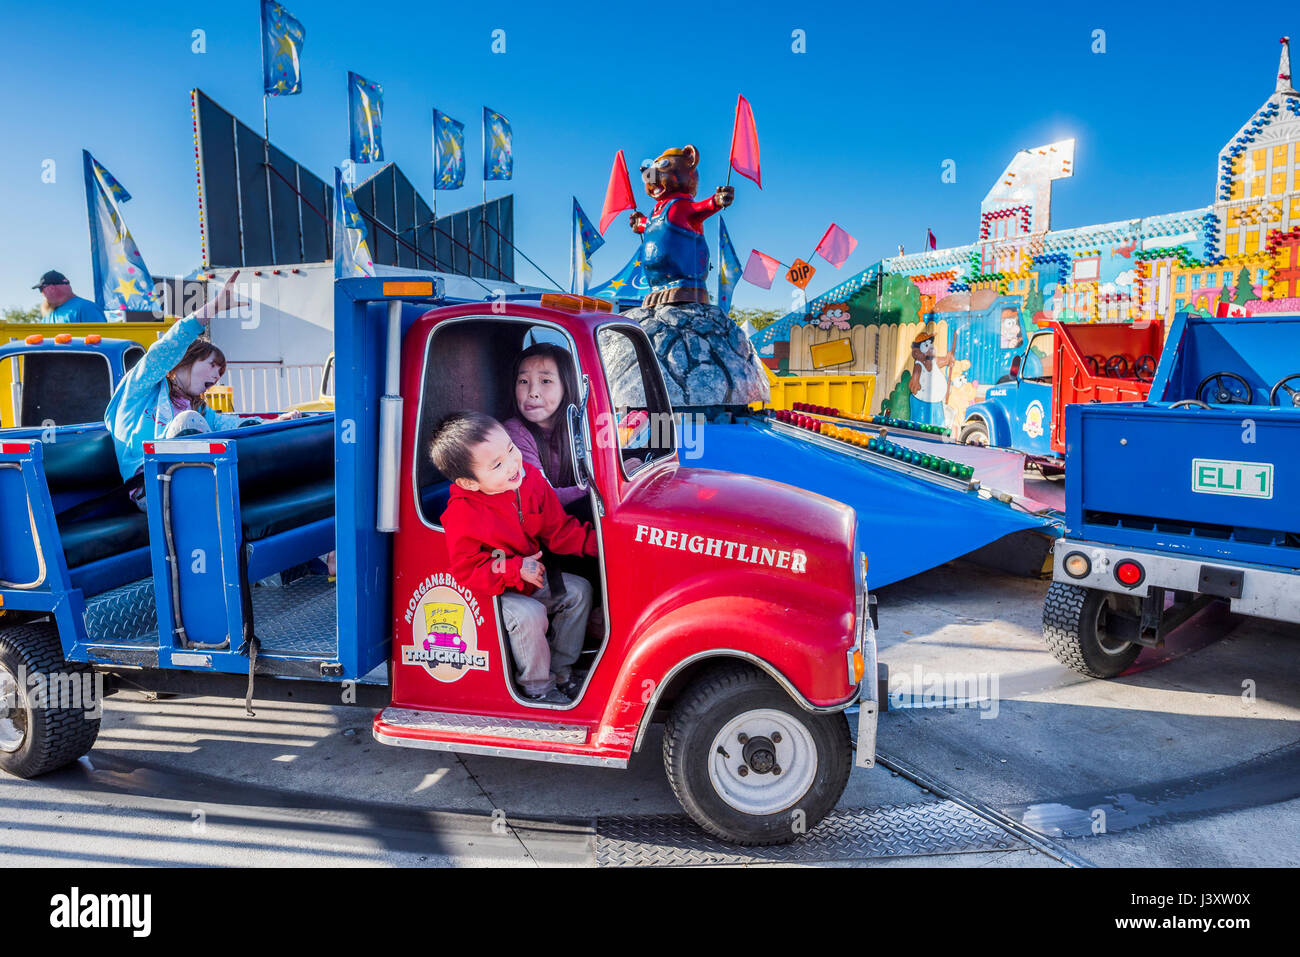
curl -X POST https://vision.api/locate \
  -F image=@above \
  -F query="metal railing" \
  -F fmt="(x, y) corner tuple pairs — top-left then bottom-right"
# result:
(223, 362), (326, 413)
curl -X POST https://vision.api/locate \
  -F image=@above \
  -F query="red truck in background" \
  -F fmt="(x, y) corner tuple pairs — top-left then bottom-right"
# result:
(959, 319), (1165, 460)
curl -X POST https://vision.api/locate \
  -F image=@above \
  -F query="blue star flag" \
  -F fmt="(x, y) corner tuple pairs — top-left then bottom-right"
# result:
(589, 243), (649, 305)
(571, 198), (605, 294)
(261, 1), (305, 95)
(83, 151), (157, 313)
(483, 107), (512, 181)
(717, 217), (742, 314)
(433, 109), (465, 190)
(349, 72), (384, 163)
(334, 168), (375, 279)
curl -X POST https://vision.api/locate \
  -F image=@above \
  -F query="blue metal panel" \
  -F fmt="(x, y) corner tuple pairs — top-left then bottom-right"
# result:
(144, 443), (246, 671)
(1066, 400), (1300, 568)
(246, 518), (335, 582)
(67, 548), (152, 598)
(1150, 313), (1300, 406)
(332, 277), (438, 679)
(0, 440), (90, 654)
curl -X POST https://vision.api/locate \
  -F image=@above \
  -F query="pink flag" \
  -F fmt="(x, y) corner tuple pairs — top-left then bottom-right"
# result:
(599, 150), (636, 234)
(814, 223), (857, 269)
(926, 228), (937, 250)
(742, 249), (780, 289)
(729, 94), (761, 188)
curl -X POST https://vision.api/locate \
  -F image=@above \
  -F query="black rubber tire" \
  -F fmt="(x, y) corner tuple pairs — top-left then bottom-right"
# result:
(0, 622), (100, 778)
(662, 664), (852, 846)
(959, 418), (990, 446)
(1042, 582), (1141, 679)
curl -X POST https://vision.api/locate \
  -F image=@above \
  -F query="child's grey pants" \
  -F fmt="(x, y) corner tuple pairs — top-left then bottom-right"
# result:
(499, 573), (592, 696)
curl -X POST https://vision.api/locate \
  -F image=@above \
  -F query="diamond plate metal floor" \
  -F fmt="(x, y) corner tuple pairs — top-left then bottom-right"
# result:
(251, 575), (337, 657)
(83, 578), (159, 646)
(594, 801), (1027, 866)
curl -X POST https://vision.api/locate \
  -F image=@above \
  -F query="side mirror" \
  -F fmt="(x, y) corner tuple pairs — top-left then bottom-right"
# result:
(1009, 355), (1023, 379)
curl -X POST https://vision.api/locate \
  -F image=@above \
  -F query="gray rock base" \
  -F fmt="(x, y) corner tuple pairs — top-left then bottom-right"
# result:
(606, 302), (771, 409)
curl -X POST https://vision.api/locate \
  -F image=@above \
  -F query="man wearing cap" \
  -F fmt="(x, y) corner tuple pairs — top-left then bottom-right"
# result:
(34, 270), (108, 323)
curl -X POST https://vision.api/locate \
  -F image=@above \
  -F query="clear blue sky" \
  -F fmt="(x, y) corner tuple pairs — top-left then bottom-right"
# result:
(1, 1), (1291, 315)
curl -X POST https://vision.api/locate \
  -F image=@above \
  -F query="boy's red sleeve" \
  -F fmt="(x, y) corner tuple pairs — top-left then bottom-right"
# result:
(442, 501), (530, 596)
(536, 480), (598, 558)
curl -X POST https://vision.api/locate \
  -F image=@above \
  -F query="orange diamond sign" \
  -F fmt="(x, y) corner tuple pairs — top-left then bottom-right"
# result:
(786, 258), (816, 289)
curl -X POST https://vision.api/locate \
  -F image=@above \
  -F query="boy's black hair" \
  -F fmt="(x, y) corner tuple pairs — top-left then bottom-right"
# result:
(430, 410), (500, 482)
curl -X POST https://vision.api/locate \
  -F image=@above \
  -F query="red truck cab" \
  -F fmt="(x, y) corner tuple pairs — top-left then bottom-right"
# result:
(373, 297), (877, 845)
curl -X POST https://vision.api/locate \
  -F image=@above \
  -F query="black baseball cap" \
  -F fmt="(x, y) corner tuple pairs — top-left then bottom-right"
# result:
(34, 270), (70, 289)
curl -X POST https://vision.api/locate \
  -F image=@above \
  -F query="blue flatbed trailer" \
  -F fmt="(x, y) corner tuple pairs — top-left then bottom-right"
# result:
(1043, 312), (1300, 678)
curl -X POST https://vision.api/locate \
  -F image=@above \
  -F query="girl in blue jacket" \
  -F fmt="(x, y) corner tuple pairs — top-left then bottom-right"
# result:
(104, 272), (300, 499)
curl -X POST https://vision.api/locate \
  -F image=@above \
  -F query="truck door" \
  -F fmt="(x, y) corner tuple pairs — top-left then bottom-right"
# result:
(393, 313), (609, 716)
(1012, 330), (1055, 456)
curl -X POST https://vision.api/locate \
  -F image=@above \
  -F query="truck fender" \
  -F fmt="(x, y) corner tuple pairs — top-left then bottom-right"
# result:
(961, 400), (1009, 447)
(596, 588), (856, 753)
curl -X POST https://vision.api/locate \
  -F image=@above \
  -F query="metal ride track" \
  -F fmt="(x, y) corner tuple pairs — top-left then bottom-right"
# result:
(15, 732), (1300, 867)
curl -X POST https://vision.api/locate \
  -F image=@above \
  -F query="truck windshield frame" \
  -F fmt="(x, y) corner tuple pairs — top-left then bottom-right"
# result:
(594, 321), (677, 482)
(411, 313), (590, 533)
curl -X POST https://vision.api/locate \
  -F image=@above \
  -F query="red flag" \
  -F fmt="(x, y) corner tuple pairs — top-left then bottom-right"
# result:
(927, 228), (937, 250)
(741, 249), (780, 289)
(814, 223), (857, 269)
(729, 94), (761, 188)
(599, 150), (636, 234)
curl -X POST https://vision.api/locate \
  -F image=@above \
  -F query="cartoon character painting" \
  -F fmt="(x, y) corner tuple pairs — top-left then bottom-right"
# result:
(999, 307), (1024, 350)
(942, 358), (979, 430)
(908, 322), (955, 426)
(1023, 400), (1045, 439)
(817, 303), (851, 331)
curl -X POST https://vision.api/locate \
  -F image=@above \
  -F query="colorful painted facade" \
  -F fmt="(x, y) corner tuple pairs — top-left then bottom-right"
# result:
(754, 37), (1300, 423)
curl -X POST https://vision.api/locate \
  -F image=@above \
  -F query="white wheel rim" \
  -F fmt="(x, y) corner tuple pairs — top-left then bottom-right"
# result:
(707, 708), (818, 816)
(0, 665), (27, 753)
(1094, 599), (1134, 656)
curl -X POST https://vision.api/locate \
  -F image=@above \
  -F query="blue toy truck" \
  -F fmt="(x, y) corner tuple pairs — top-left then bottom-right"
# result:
(1043, 312), (1300, 677)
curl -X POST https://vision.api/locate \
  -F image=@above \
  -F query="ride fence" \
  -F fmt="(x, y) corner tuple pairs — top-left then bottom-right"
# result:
(221, 362), (325, 413)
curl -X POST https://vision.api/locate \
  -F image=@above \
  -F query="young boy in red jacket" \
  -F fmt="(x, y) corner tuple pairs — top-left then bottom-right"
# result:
(431, 410), (597, 705)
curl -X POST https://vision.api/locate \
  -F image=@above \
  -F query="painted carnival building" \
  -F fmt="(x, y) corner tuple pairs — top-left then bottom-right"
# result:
(754, 37), (1300, 425)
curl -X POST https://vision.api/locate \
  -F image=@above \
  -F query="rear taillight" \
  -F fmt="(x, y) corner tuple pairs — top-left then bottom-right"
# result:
(1114, 559), (1145, 588)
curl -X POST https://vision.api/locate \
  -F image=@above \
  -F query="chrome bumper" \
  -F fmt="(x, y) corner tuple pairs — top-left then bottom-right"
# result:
(855, 592), (878, 769)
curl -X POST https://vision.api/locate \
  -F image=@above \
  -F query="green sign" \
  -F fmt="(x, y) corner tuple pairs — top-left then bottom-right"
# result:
(1191, 458), (1274, 499)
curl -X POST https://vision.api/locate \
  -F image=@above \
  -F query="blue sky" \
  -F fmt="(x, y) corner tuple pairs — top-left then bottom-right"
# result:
(1, 1), (1291, 315)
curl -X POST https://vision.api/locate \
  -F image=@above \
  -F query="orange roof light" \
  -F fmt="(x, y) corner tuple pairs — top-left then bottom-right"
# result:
(539, 293), (613, 314)
(382, 281), (435, 297)
(85, 334), (102, 345)
(24, 334), (43, 345)
(54, 333), (72, 344)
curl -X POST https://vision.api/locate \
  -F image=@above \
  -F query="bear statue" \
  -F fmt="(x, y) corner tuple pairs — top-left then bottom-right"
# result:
(629, 144), (733, 308)
(604, 144), (768, 411)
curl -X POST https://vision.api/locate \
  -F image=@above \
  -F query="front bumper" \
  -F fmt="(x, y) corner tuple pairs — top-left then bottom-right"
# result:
(1053, 538), (1300, 625)
(855, 589), (879, 769)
